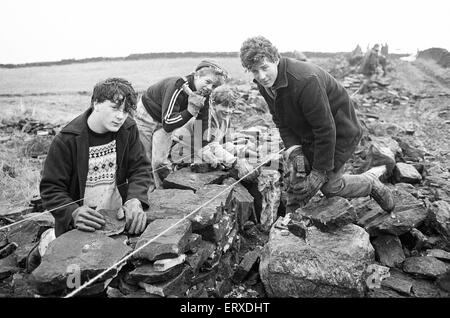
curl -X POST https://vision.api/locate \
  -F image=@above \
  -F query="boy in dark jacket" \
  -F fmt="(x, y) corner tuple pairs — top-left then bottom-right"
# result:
(239, 36), (395, 216)
(135, 60), (231, 188)
(40, 78), (151, 238)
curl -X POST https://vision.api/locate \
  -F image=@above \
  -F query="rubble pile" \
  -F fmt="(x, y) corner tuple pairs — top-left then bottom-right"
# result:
(259, 65), (450, 297)
(0, 118), (60, 136)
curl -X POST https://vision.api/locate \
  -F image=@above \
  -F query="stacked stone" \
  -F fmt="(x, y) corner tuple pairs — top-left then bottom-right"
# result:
(107, 167), (257, 298)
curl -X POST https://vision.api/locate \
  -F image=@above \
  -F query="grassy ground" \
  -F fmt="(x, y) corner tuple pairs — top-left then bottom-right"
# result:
(0, 57), (251, 95)
(0, 132), (43, 210)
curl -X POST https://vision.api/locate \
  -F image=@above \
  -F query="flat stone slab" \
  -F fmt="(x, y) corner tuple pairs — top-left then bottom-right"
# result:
(394, 163), (422, 184)
(96, 209), (126, 236)
(372, 234), (405, 268)
(381, 268), (413, 296)
(260, 221), (375, 297)
(364, 203), (428, 236)
(138, 266), (191, 297)
(146, 189), (196, 220)
(427, 200), (450, 239)
(411, 277), (450, 297)
(125, 262), (185, 285)
(145, 185), (230, 231)
(425, 249), (450, 262)
(356, 205), (386, 228)
(297, 197), (357, 231)
(134, 219), (191, 261)
(163, 168), (229, 192)
(31, 230), (131, 296)
(403, 256), (450, 279)
(367, 287), (406, 298)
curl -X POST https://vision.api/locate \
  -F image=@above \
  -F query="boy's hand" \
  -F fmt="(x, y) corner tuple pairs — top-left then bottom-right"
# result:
(72, 206), (105, 232)
(187, 94), (205, 116)
(199, 145), (220, 168)
(233, 158), (260, 182)
(117, 198), (147, 235)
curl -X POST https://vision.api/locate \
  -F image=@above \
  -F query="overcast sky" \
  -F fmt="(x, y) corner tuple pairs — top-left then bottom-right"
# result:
(1, 0), (449, 64)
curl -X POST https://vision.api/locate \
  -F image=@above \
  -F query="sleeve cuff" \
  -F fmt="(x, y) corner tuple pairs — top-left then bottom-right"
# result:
(284, 145), (302, 159)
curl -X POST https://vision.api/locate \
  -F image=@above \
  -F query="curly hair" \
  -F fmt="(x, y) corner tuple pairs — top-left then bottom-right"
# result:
(240, 36), (280, 70)
(91, 78), (138, 115)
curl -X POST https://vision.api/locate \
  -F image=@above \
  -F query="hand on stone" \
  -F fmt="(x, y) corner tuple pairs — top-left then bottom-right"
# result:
(72, 205), (105, 232)
(199, 145), (220, 168)
(118, 198), (147, 235)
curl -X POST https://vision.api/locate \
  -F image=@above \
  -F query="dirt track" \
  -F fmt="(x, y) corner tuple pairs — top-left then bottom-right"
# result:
(385, 59), (450, 162)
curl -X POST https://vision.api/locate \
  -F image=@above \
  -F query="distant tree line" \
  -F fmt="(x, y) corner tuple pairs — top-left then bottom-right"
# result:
(0, 51), (409, 69)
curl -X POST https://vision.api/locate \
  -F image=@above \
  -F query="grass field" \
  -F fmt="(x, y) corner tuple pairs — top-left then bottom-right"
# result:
(0, 57), (253, 124)
(0, 57), (251, 95)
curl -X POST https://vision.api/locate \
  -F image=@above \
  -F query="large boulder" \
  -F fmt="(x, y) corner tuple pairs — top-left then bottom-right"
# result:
(260, 220), (375, 297)
(31, 230), (131, 296)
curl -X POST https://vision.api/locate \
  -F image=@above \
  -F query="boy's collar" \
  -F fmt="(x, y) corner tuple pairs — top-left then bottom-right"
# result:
(271, 57), (288, 90)
(61, 107), (134, 135)
(253, 57), (288, 91)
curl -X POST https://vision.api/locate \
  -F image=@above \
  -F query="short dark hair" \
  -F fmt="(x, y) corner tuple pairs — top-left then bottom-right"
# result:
(240, 36), (280, 70)
(90, 78), (137, 114)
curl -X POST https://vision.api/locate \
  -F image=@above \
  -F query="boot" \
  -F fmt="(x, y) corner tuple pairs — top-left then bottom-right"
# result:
(366, 173), (395, 213)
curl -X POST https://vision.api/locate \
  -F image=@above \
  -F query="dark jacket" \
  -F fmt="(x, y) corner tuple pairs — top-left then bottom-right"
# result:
(257, 57), (363, 172)
(39, 108), (152, 237)
(141, 74), (210, 136)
